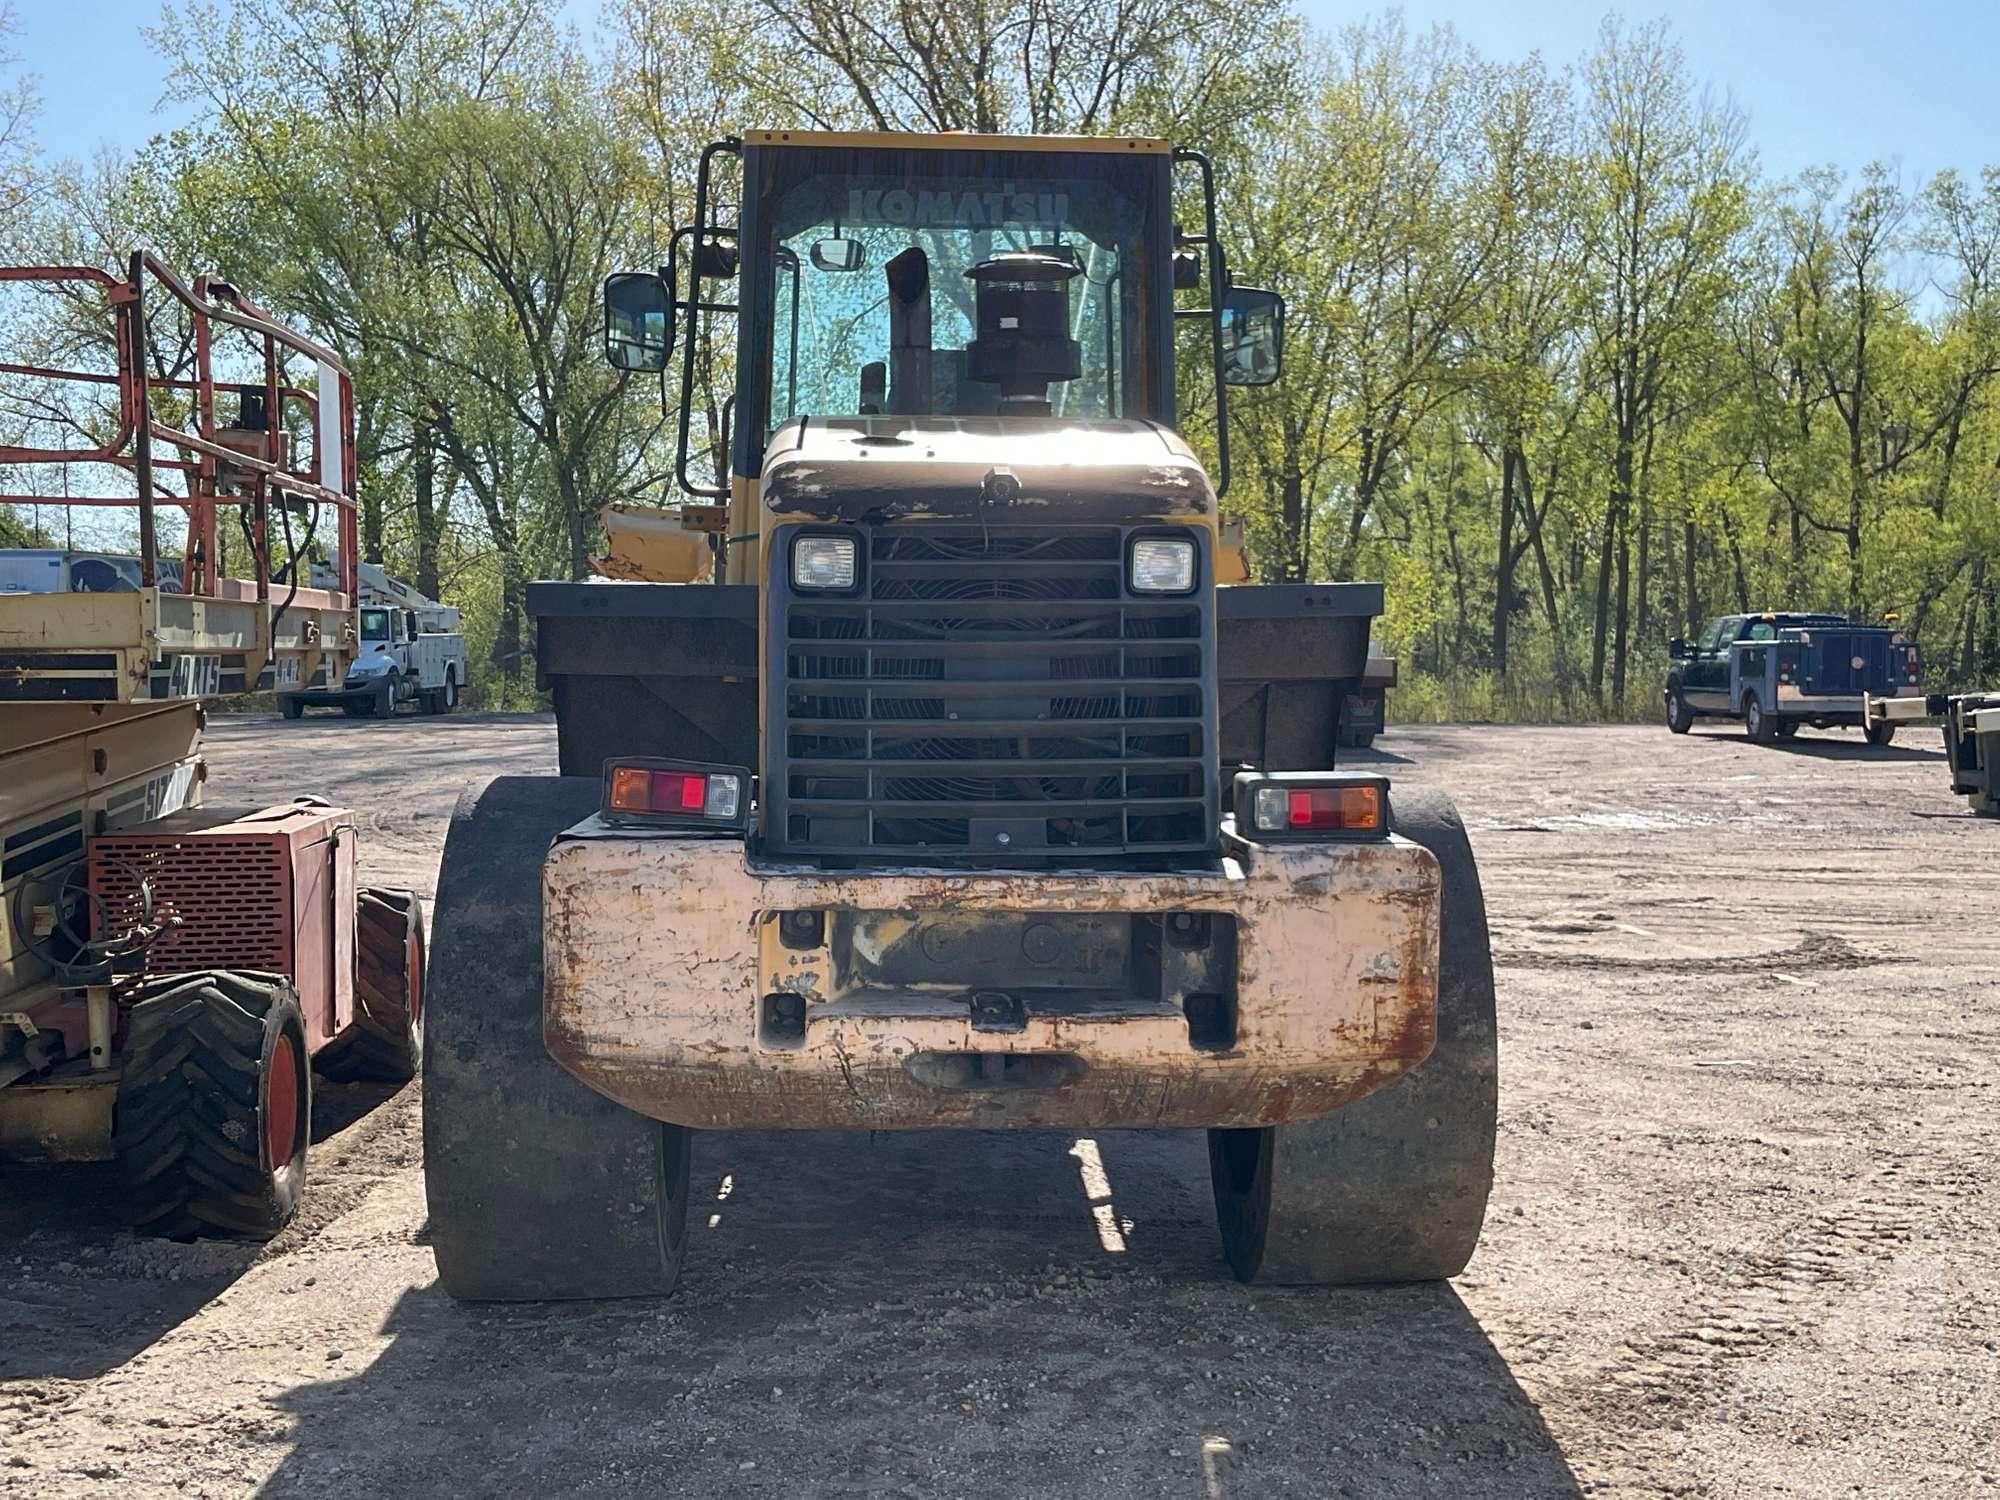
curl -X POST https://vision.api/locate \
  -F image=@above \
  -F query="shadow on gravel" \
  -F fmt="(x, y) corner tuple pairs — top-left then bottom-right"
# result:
(1687, 728), (1944, 760)
(0, 1080), (401, 1381)
(1763, 737), (1944, 762)
(256, 1129), (1580, 1499)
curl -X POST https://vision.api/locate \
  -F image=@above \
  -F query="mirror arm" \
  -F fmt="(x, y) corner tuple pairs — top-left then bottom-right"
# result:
(676, 136), (741, 501)
(1173, 147), (1230, 498)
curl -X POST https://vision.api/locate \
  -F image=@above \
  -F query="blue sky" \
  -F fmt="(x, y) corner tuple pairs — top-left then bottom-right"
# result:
(10, 0), (1997, 186)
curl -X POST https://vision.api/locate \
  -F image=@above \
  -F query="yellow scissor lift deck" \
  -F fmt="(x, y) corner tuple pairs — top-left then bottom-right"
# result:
(0, 255), (420, 1244)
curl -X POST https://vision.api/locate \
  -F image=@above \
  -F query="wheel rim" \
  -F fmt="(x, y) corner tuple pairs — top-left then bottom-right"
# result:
(1748, 700), (1761, 734)
(1668, 695), (1681, 727)
(266, 1031), (301, 1175)
(407, 922), (425, 1028)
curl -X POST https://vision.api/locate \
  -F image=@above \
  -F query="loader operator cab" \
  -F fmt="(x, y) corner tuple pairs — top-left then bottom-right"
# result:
(603, 132), (1283, 543)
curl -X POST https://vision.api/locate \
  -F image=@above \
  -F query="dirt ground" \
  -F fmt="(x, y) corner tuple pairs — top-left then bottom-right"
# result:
(3, 713), (1995, 1498)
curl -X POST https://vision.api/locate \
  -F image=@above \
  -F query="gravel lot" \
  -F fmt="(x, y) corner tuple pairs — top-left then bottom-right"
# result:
(3, 713), (1995, 1498)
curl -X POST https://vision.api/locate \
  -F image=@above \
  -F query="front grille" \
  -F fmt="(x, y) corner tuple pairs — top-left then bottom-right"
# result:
(768, 524), (1217, 866)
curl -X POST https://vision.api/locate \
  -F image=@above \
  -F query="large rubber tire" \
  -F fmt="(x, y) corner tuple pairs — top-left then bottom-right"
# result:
(1865, 721), (1896, 747)
(113, 970), (310, 1241)
(1743, 692), (1778, 744)
(443, 671), (459, 710)
(424, 775), (692, 1301)
(1209, 787), (1498, 1284)
(374, 674), (398, 719)
(316, 889), (426, 1083)
(1664, 684), (1692, 734)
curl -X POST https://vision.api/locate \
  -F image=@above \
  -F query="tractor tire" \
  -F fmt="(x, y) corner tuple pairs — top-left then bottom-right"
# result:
(424, 775), (692, 1301)
(1865, 721), (1896, 747)
(113, 970), (311, 1241)
(316, 889), (427, 1083)
(1209, 787), (1497, 1284)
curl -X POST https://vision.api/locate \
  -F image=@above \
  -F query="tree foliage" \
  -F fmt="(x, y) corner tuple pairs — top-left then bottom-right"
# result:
(1, 2), (1996, 710)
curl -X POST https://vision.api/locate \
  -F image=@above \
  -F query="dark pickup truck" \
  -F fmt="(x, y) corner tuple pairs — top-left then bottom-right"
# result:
(1664, 612), (1923, 744)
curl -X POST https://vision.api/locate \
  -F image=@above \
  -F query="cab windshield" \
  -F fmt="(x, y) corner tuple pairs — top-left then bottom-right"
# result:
(360, 607), (391, 642)
(753, 145), (1161, 439)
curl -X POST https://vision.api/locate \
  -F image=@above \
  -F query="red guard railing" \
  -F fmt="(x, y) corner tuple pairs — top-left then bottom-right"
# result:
(0, 250), (357, 603)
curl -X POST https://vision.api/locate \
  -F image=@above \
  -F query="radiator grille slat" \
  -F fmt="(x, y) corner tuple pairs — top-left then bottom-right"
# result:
(89, 836), (292, 974)
(769, 524), (1216, 866)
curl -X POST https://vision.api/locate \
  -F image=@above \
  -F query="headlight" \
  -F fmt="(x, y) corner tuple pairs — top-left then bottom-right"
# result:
(1129, 537), (1196, 594)
(793, 535), (858, 591)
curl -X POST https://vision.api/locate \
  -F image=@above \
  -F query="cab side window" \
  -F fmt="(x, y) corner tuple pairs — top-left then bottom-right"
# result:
(1698, 617), (1735, 652)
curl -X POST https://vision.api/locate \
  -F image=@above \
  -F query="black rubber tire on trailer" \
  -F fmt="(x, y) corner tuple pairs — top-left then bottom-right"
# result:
(1865, 721), (1896, 747)
(1209, 787), (1498, 1284)
(315, 888), (427, 1083)
(113, 970), (310, 1241)
(1665, 684), (1693, 734)
(1743, 692), (1778, 744)
(424, 775), (692, 1301)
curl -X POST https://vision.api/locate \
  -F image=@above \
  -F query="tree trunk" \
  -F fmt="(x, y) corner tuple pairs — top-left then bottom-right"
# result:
(1493, 444), (1519, 677)
(1682, 516), (1699, 635)
(1280, 426), (1306, 582)
(412, 418), (442, 602)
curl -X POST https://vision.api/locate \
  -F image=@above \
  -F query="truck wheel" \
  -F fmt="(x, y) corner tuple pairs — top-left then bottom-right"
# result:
(1865, 721), (1896, 747)
(1665, 685), (1692, 734)
(113, 970), (310, 1241)
(316, 889), (426, 1083)
(420, 686), (445, 715)
(1775, 719), (1800, 740)
(424, 775), (691, 1300)
(1743, 692), (1777, 744)
(1209, 787), (1497, 1284)
(443, 672), (459, 710)
(281, 696), (305, 721)
(375, 674), (398, 718)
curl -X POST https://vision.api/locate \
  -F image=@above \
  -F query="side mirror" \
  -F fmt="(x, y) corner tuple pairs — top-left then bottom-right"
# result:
(1220, 286), (1284, 387)
(810, 236), (864, 273)
(1669, 637), (1687, 659)
(604, 271), (672, 373)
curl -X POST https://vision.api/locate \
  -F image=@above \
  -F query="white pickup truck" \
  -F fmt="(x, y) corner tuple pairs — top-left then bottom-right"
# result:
(280, 564), (466, 719)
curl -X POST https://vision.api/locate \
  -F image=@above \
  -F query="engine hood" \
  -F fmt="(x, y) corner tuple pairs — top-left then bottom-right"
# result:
(760, 416), (1215, 524)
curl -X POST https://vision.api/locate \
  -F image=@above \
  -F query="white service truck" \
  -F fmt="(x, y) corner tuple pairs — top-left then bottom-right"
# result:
(280, 562), (466, 719)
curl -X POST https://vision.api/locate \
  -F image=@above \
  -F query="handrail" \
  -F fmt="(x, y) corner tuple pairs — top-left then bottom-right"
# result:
(0, 249), (359, 601)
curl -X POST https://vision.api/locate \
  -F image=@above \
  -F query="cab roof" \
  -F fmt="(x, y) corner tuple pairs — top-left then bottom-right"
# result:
(743, 129), (1172, 157)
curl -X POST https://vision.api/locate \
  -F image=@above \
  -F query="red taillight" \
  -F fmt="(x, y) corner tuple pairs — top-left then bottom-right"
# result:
(1285, 785), (1382, 832)
(602, 759), (748, 827)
